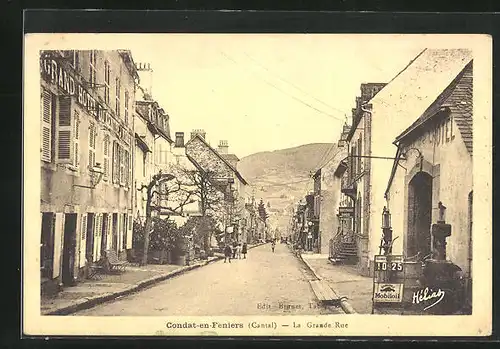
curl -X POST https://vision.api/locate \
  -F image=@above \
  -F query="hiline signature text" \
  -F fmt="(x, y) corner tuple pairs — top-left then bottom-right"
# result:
(412, 287), (445, 311)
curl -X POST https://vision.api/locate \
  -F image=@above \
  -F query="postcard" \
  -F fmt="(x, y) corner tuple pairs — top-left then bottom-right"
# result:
(23, 32), (492, 337)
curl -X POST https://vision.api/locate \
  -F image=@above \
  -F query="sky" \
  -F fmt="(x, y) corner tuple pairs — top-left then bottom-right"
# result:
(124, 35), (425, 158)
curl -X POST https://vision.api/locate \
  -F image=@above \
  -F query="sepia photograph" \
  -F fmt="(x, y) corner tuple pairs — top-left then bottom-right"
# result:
(23, 32), (492, 336)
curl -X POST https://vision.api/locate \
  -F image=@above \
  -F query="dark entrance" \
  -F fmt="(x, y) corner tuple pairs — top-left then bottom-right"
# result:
(40, 212), (55, 280)
(62, 213), (77, 286)
(86, 213), (95, 263)
(112, 213), (118, 251)
(100, 213), (108, 256)
(407, 172), (433, 258)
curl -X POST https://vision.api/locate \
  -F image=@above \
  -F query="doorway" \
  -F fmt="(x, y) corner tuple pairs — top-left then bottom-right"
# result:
(112, 213), (118, 251)
(100, 213), (108, 256)
(85, 213), (95, 262)
(40, 212), (55, 280)
(62, 213), (77, 286)
(407, 172), (433, 258)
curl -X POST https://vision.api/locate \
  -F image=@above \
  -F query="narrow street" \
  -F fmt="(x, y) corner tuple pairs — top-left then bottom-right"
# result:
(74, 243), (343, 316)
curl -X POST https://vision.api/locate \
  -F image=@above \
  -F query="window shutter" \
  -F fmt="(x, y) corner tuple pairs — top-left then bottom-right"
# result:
(93, 213), (102, 261)
(106, 214), (113, 250)
(126, 214), (133, 249)
(88, 122), (96, 169)
(92, 213), (99, 262)
(79, 213), (88, 267)
(41, 89), (53, 162)
(52, 213), (65, 279)
(119, 145), (125, 185)
(112, 141), (119, 184)
(57, 96), (73, 163)
(73, 111), (80, 167)
(103, 134), (110, 180)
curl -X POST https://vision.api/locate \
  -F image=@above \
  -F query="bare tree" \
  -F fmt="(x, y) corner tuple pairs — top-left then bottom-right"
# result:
(177, 168), (227, 253)
(137, 170), (197, 266)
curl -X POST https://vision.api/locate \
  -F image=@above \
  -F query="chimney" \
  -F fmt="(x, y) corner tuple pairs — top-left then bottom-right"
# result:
(218, 140), (229, 154)
(190, 129), (206, 140)
(175, 132), (185, 148)
(136, 62), (154, 98)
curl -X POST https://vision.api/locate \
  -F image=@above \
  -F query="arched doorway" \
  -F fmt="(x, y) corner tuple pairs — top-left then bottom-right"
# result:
(407, 172), (433, 258)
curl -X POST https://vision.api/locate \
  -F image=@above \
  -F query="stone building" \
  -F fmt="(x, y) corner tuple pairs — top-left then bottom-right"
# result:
(342, 82), (387, 275)
(346, 48), (472, 277)
(384, 60), (473, 283)
(40, 50), (139, 293)
(133, 83), (174, 224)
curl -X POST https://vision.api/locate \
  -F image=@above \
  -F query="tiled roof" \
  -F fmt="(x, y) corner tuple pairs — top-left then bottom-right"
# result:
(220, 153), (240, 163)
(395, 61), (473, 155)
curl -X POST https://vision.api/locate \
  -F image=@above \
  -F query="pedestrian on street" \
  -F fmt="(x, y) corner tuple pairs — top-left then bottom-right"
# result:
(242, 242), (248, 259)
(224, 244), (232, 263)
(271, 240), (276, 253)
(232, 241), (237, 259)
(236, 243), (242, 259)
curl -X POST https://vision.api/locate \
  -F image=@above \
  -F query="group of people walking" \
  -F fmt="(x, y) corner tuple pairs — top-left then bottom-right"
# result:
(223, 241), (248, 263)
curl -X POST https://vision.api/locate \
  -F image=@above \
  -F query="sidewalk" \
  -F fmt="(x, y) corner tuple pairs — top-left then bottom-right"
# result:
(42, 243), (265, 315)
(301, 254), (373, 314)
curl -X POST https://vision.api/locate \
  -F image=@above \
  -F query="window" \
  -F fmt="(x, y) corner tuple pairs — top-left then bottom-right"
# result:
(57, 96), (73, 163)
(103, 134), (110, 180)
(88, 122), (96, 169)
(119, 146), (125, 184)
(73, 111), (80, 167)
(65, 50), (80, 71)
(115, 77), (121, 117)
(357, 137), (362, 174)
(89, 50), (96, 86)
(104, 61), (110, 104)
(41, 89), (53, 162)
(112, 141), (119, 184)
(124, 90), (129, 125)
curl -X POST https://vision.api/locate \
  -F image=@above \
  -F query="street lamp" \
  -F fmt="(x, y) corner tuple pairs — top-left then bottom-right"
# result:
(380, 206), (393, 255)
(74, 162), (105, 189)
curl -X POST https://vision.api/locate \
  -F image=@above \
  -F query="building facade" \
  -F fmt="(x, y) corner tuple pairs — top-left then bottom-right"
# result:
(385, 60), (473, 278)
(133, 90), (174, 224)
(343, 83), (387, 275)
(40, 50), (138, 292)
(362, 49), (473, 276)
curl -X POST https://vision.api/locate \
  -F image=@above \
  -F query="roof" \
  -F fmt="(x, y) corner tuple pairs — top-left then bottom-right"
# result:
(394, 61), (473, 154)
(186, 135), (248, 185)
(368, 48), (473, 139)
(220, 153), (240, 163)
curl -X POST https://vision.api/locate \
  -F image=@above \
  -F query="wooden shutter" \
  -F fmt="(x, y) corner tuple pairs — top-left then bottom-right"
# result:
(52, 213), (65, 279)
(88, 122), (96, 169)
(119, 145), (125, 185)
(112, 141), (119, 184)
(103, 134), (110, 180)
(126, 214), (133, 249)
(93, 213), (102, 261)
(73, 111), (80, 167)
(79, 213), (88, 267)
(106, 214), (113, 250)
(41, 90), (53, 162)
(57, 96), (73, 163)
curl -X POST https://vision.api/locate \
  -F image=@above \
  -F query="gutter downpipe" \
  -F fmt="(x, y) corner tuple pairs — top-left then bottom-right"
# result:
(384, 141), (404, 200)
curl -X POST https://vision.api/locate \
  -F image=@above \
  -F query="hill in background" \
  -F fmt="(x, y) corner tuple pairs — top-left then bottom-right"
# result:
(238, 143), (339, 234)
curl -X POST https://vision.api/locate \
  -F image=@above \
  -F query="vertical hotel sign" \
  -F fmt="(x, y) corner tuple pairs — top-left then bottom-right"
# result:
(40, 54), (100, 118)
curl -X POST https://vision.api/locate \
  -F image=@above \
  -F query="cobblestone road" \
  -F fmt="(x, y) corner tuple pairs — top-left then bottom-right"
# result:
(75, 243), (343, 316)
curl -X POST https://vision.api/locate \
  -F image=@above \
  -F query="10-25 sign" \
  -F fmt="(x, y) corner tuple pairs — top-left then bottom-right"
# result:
(375, 261), (403, 271)
(374, 255), (404, 272)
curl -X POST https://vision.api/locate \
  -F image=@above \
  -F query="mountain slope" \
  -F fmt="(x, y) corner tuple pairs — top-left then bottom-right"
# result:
(238, 143), (339, 232)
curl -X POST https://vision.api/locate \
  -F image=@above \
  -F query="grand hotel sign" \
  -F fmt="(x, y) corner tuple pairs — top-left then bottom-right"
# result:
(40, 55), (130, 145)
